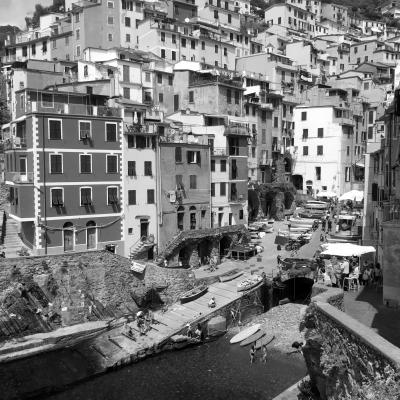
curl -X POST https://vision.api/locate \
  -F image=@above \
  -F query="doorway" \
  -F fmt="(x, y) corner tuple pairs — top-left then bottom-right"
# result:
(140, 220), (149, 239)
(86, 221), (97, 250)
(63, 222), (74, 252)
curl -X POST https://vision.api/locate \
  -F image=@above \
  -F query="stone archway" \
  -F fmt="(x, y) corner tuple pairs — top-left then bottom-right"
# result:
(292, 174), (303, 191)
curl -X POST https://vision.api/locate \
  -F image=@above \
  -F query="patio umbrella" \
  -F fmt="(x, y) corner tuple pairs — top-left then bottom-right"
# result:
(316, 191), (337, 198)
(338, 190), (363, 202)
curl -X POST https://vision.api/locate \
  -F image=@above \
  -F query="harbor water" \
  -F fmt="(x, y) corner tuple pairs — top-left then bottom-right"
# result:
(45, 333), (307, 400)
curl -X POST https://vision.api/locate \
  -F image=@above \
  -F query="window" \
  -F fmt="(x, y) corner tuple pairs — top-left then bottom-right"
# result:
(42, 41), (47, 53)
(123, 65), (130, 82)
(187, 151), (201, 164)
(224, 47), (227, 56)
(161, 31), (165, 42)
(168, 75), (173, 85)
(317, 145), (323, 155)
(211, 159), (215, 171)
(172, 34), (176, 43)
(161, 49), (165, 59)
(191, 40), (196, 49)
(157, 73), (162, 84)
(147, 189), (155, 204)
(301, 111), (307, 120)
(127, 161), (136, 176)
(144, 161), (152, 176)
(214, 10), (219, 19)
(172, 51), (176, 61)
(228, 14), (232, 23)
(79, 121), (91, 140)
(189, 90), (194, 103)
(107, 0), (114, 7)
(274, 117), (278, 128)
(32, 43), (36, 55)
(215, 45), (218, 54)
(317, 128), (323, 138)
(345, 167), (351, 182)
(145, 72), (151, 82)
(220, 159), (227, 172)
(368, 110), (374, 124)
(235, 91), (239, 104)
(262, 129), (266, 144)
(175, 147), (182, 163)
(75, 12), (80, 23)
(227, 89), (231, 103)
(190, 175), (197, 189)
(315, 166), (321, 181)
(80, 187), (92, 206)
(108, 33), (113, 42)
(302, 129), (308, 139)
(107, 16), (114, 25)
(106, 123), (117, 142)
(51, 188), (64, 207)
(211, 183), (215, 197)
(239, 209), (244, 220)
(50, 154), (63, 174)
(303, 146), (308, 156)
(128, 190), (136, 205)
(80, 154), (92, 173)
(107, 155), (118, 173)
(201, 41), (205, 50)
(123, 87), (130, 99)
(49, 119), (62, 140)
(125, 16), (131, 27)
(346, 146), (350, 156)
(158, 93), (164, 103)
(107, 187), (119, 205)
(220, 182), (226, 196)
(181, 38), (186, 47)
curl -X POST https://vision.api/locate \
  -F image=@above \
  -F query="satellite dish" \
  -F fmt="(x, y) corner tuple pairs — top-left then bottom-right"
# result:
(185, 18), (190, 23)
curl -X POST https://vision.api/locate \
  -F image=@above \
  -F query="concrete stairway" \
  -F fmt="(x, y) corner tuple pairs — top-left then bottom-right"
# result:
(2, 217), (29, 258)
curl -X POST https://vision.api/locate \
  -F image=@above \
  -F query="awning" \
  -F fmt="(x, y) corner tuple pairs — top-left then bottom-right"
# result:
(130, 261), (147, 273)
(320, 243), (375, 257)
(355, 160), (365, 168)
(244, 85), (260, 96)
(339, 190), (364, 202)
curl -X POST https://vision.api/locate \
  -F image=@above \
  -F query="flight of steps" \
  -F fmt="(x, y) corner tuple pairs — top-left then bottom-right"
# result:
(2, 217), (30, 258)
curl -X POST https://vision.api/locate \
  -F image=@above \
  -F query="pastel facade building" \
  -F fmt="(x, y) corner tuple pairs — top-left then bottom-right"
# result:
(320, 3), (349, 27)
(4, 89), (124, 255)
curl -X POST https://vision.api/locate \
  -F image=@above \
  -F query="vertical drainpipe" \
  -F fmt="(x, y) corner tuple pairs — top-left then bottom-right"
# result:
(209, 145), (212, 229)
(156, 136), (162, 254)
(42, 115), (47, 255)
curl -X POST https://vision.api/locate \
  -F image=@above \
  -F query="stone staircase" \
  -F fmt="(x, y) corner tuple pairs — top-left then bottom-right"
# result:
(2, 217), (30, 258)
(129, 235), (155, 260)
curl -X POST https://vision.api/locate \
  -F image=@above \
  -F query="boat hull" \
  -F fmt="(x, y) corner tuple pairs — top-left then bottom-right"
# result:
(180, 287), (208, 304)
(230, 324), (261, 344)
(240, 330), (265, 346)
(237, 279), (263, 292)
(219, 270), (244, 282)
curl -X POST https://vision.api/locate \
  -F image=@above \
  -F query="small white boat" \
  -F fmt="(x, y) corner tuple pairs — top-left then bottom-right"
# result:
(237, 275), (263, 292)
(230, 324), (261, 344)
(277, 230), (312, 241)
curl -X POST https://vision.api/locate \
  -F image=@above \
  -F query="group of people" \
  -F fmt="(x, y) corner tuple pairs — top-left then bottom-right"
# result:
(318, 256), (382, 289)
(250, 344), (268, 364)
(186, 323), (204, 341)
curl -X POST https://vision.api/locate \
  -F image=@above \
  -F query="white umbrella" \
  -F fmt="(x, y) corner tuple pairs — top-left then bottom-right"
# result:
(339, 190), (363, 202)
(316, 191), (337, 198)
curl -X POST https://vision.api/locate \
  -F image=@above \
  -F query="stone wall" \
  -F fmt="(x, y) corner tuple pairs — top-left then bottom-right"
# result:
(302, 285), (400, 399)
(0, 252), (195, 339)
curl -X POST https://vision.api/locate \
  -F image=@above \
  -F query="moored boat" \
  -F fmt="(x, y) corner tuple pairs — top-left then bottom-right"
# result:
(180, 285), (208, 304)
(219, 270), (244, 282)
(255, 334), (275, 350)
(230, 324), (261, 344)
(237, 275), (263, 292)
(240, 330), (265, 346)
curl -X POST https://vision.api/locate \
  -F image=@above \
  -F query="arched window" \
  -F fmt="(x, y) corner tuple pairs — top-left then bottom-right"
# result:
(63, 222), (74, 252)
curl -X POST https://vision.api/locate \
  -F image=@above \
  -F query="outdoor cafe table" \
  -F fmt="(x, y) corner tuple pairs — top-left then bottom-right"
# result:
(231, 245), (256, 261)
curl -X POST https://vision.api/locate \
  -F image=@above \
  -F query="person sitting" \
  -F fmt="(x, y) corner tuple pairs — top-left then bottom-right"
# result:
(291, 341), (304, 354)
(194, 323), (203, 340)
(208, 297), (216, 308)
(186, 323), (193, 338)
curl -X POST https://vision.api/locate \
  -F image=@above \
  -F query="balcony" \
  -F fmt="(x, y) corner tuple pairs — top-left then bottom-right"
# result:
(5, 171), (34, 184)
(229, 193), (245, 204)
(22, 102), (121, 118)
(211, 147), (228, 156)
(259, 102), (274, 111)
(224, 125), (250, 136)
(3, 136), (27, 150)
(189, 72), (243, 88)
(124, 123), (159, 136)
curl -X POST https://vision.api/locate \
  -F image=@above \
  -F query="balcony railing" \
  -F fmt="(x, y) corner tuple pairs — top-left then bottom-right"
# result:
(189, 73), (243, 88)
(259, 102), (274, 111)
(124, 123), (158, 135)
(22, 102), (121, 118)
(211, 147), (228, 156)
(3, 137), (27, 150)
(5, 171), (34, 184)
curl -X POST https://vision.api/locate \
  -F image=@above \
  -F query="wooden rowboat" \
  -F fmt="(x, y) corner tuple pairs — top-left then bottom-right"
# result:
(255, 334), (275, 350)
(230, 324), (261, 344)
(237, 275), (263, 292)
(240, 330), (265, 346)
(219, 270), (244, 282)
(180, 285), (208, 304)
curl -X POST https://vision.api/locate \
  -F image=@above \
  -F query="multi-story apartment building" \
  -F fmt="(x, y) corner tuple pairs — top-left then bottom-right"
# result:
(349, 40), (400, 67)
(264, 3), (318, 37)
(379, 0), (400, 19)
(320, 3), (349, 27)
(3, 89), (124, 255)
(292, 87), (364, 196)
(3, 14), (73, 65)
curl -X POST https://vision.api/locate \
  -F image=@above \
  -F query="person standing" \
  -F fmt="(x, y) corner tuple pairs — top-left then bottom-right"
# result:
(321, 218), (326, 232)
(341, 258), (350, 289)
(261, 345), (268, 364)
(250, 345), (256, 364)
(327, 218), (332, 232)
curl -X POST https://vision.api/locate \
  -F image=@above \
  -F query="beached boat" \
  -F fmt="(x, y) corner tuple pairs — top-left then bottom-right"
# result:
(219, 270), (244, 282)
(277, 230), (312, 241)
(255, 334), (275, 350)
(285, 226), (311, 233)
(237, 275), (263, 292)
(240, 330), (265, 346)
(304, 200), (329, 210)
(230, 324), (261, 344)
(180, 285), (208, 304)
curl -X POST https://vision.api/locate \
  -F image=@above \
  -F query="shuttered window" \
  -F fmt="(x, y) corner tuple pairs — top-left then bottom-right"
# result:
(50, 154), (62, 174)
(107, 155), (118, 173)
(127, 161), (136, 176)
(80, 154), (92, 173)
